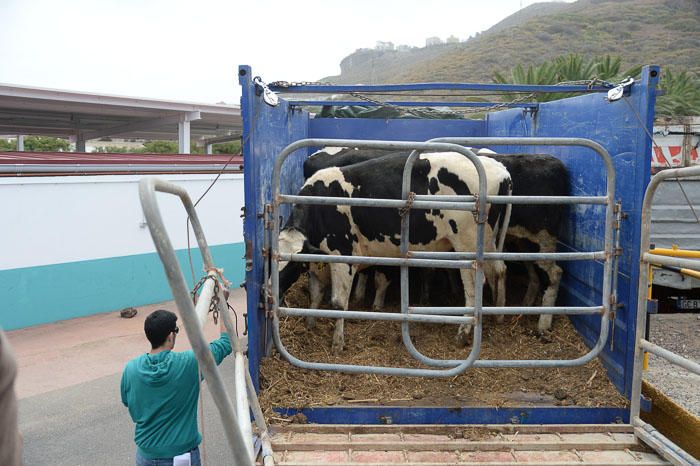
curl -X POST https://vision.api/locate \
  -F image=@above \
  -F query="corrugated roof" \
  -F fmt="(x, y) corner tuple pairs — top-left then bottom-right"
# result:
(0, 151), (243, 176)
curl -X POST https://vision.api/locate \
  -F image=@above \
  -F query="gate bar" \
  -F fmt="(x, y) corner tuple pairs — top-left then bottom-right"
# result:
(642, 253), (700, 270)
(271, 139), (491, 376)
(279, 194), (476, 211)
(414, 194), (608, 205)
(409, 250), (606, 261)
(281, 252), (474, 269)
(409, 306), (603, 316)
(396, 137), (617, 369)
(279, 307), (474, 325)
(631, 164), (700, 424)
(640, 339), (700, 375)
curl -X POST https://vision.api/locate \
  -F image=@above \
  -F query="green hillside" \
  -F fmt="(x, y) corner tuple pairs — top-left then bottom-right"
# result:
(323, 0), (700, 85)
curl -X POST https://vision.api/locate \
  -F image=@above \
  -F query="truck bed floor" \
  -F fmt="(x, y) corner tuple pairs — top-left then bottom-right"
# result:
(265, 424), (670, 465)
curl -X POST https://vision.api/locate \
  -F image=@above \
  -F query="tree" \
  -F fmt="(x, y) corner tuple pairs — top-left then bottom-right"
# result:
(0, 139), (16, 151)
(211, 141), (241, 154)
(139, 140), (178, 153)
(492, 53), (699, 116)
(24, 136), (70, 152)
(656, 69), (700, 116)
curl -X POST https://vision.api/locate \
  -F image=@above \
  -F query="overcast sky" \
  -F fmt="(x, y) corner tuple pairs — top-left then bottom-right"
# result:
(0, 0), (571, 104)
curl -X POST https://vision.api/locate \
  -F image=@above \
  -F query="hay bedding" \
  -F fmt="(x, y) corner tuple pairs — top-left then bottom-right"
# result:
(259, 275), (627, 419)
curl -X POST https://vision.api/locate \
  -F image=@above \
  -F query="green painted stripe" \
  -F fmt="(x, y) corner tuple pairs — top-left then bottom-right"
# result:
(0, 243), (245, 330)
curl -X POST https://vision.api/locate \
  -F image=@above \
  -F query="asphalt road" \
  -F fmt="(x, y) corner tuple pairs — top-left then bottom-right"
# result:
(20, 358), (239, 466)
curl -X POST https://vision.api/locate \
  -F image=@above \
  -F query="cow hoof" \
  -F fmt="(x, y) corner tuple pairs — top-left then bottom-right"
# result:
(331, 344), (344, 355)
(455, 331), (472, 348)
(496, 314), (505, 324)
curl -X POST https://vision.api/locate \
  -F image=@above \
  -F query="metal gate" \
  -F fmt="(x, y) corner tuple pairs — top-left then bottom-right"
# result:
(630, 165), (700, 465)
(265, 136), (618, 377)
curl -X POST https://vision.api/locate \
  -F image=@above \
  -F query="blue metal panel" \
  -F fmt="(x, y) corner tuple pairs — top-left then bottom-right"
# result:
(275, 407), (628, 425)
(309, 118), (484, 141)
(240, 65), (659, 420)
(290, 100), (538, 109)
(269, 82), (612, 94)
(239, 66), (310, 390)
(486, 66), (660, 396)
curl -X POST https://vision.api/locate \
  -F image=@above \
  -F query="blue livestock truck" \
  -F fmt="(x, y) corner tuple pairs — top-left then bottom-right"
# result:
(139, 64), (699, 465)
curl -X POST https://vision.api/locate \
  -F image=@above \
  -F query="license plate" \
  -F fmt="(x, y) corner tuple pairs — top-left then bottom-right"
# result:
(676, 299), (700, 310)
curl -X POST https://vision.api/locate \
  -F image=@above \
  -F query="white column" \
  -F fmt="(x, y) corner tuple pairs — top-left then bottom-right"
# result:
(16, 135), (24, 151)
(206, 143), (213, 155)
(178, 114), (190, 154)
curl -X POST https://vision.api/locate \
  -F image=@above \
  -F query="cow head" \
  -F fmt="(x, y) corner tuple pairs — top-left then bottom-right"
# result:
(277, 227), (326, 299)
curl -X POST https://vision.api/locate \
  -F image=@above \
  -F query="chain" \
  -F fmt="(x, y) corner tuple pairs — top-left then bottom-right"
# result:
(268, 80), (331, 88)
(555, 78), (613, 89)
(349, 92), (429, 118)
(399, 191), (416, 218)
(191, 275), (221, 324)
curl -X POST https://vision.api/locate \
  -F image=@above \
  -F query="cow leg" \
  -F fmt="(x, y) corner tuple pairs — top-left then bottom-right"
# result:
(535, 260), (562, 334)
(353, 271), (368, 304)
(419, 269), (433, 305)
(487, 260), (508, 324)
(372, 270), (391, 311)
(306, 270), (324, 329)
(455, 268), (476, 347)
(522, 262), (541, 307)
(330, 263), (356, 354)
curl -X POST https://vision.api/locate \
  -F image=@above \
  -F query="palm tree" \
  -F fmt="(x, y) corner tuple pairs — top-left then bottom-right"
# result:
(492, 54), (699, 116)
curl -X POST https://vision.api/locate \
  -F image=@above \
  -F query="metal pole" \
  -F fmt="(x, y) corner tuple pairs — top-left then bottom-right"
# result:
(138, 177), (253, 466)
(630, 165), (700, 419)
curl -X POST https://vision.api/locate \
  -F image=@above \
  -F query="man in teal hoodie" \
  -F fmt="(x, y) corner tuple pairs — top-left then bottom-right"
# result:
(121, 309), (232, 465)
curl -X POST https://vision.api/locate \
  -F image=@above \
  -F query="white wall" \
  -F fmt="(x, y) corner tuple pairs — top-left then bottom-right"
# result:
(0, 173), (244, 271)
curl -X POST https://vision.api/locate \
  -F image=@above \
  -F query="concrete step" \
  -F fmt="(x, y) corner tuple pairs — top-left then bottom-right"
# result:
(264, 424), (670, 465)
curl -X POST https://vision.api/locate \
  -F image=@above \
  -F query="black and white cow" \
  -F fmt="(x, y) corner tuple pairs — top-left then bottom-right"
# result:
(302, 147), (569, 334)
(479, 150), (568, 333)
(278, 151), (512, 353)
(302, 148), (494, 313)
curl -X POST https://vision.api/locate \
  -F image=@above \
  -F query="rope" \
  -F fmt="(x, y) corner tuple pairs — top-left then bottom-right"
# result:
(186, 104), (261, 286)
(399, 191), (416, 218)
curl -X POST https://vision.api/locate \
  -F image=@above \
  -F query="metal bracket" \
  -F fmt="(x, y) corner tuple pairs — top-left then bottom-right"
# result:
(607, 77), (634, 102)
(253, 77), (279, 107)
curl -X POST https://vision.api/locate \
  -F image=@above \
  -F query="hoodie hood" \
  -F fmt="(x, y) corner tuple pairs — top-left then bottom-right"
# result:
(135, 351), (174, 387)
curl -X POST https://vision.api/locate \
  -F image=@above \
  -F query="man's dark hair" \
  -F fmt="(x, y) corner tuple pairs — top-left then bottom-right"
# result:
(144, 310), (178, 349)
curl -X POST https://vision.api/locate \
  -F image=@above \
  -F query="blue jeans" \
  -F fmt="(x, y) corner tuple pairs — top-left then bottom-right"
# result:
(136, 446), (201, 466)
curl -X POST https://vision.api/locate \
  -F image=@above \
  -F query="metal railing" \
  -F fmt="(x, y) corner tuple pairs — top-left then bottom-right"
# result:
(268, 137), (617, 375)
(630, 166), (700, 466)
(139, 177), (272, 466)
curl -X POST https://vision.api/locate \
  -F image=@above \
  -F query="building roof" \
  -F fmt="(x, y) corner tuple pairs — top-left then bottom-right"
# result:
(0, 83), (242, 141)
(0, 151), (243, 176)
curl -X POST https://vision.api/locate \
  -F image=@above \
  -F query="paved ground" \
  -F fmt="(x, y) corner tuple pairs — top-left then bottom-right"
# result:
(8, 289), (247, 465)
(646, 313), (700, 417)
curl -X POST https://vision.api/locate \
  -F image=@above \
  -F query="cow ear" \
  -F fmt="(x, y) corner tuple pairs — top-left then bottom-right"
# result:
(302, 240), (325, 256)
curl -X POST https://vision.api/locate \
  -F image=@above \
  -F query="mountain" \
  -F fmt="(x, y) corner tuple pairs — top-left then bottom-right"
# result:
(322, 0), (700, 85)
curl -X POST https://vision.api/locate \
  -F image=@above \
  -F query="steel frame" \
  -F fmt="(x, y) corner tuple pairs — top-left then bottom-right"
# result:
(630, 165), (700, 466)
(138, 177), (269, 465)
(267, 136), (617, 375)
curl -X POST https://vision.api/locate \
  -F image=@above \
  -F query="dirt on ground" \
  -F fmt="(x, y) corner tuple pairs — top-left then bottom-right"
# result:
(258, 276), (628, 418)
(646, 313), (700, 417)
